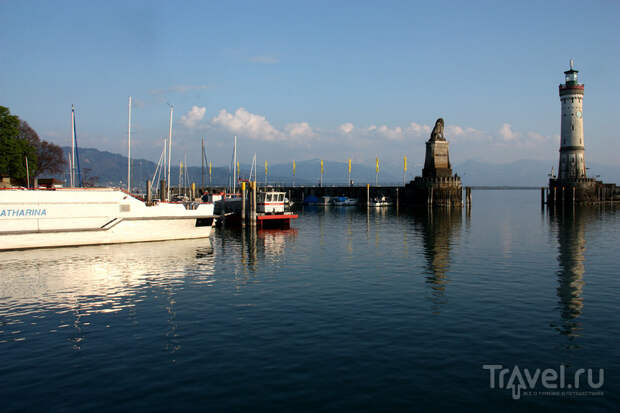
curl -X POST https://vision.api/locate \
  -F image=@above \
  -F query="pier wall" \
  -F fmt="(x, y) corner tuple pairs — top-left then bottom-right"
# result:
(548, 178), (620, 205)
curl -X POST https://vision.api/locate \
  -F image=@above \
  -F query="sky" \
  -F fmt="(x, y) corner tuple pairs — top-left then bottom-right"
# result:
(1, 0), (619, 173)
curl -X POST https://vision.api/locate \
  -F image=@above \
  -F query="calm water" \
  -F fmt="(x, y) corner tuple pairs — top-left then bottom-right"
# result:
(1, 190), (618, 412)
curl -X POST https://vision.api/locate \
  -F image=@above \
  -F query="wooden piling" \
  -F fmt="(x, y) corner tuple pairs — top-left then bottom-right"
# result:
(541, 187), (545, 206)
(146, 180), (152, 205)
(251, 181), (257, 226)
(160, 180), (167, 202)
(366, 184), (370, 208)
(562, 186), (565, 205)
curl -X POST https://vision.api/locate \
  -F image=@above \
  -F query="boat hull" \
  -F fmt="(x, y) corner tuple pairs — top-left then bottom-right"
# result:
(0, 188), (214, 251)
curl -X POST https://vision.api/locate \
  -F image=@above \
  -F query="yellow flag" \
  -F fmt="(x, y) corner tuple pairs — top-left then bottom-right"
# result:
(293, 160), (296, 176)
(404, 156), (407, 172)
(209, 161), (212, 176)
(237, 161), (240, 174)
(375, 157), (379, 174)
(348, 158), (351, 174)
(180, 161), (183, 172)
(321, 159), (324, 175)
(265, 160), (268, 176)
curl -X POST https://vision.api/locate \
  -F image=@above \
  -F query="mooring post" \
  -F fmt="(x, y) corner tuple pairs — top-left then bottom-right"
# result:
(396, 187), (399, 207)
(160, 180), (167, 202)
(146, 180), (152, 205)
(553, 187), (557, 205)
(541, 187), (545, 206)
(562, 186), (565, 205)
(366, 184), (370, 208)
(251, 181), (257, 226)
(241, 181), (246, 227)
(572, 186), (576, 206)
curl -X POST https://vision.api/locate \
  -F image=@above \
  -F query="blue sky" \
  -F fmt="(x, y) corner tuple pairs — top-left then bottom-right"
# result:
(1, 0), (619, 172)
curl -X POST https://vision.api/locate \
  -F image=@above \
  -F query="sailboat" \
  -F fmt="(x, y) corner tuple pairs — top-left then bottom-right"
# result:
(0, 100), (216, 251)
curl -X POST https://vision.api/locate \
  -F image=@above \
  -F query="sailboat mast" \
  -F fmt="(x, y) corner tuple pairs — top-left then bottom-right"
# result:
(127, 96), (132, 192)
(71, 105), (76, 187)
(233, 135), (237, 195)
(201, 138), (205, 191)
(167, 104), (173, 200)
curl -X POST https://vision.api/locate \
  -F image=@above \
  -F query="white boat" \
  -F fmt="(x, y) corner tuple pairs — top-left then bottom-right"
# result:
(257, 190), (287, 213)
(0, 188), (215, 251)
(331, 196), (358, 206)
(317, 196), (332, 205)
(368, 195), (392, 207)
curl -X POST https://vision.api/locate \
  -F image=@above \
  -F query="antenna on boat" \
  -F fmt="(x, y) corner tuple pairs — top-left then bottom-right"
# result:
(127, 96), (132, 192)
(166, 103), (174, 201)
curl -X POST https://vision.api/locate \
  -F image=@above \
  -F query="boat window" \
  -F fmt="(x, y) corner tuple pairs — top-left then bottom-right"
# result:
(266, 194), (272, 202)
(278, 194), (284, 201)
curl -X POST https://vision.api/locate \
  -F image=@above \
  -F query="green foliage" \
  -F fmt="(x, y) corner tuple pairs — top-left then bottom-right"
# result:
(0, 106), (34, 181)
(0, 106), (65, 183)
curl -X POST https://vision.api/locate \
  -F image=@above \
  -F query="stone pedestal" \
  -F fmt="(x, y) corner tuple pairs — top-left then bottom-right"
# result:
(405, 176), (462, 207)
(403, 118), (462, 207)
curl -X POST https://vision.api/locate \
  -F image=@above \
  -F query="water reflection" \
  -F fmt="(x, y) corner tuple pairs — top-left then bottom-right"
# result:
(0, 239), (215, 344)
(549, 207), (596, 343)
(410, 208), (462, 313)
(221, 227), (298, 275)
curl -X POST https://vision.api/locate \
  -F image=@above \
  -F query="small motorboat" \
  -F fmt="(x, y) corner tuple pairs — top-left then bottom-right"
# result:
(368, 195), (392, 207)
(331, 196), (358, 206)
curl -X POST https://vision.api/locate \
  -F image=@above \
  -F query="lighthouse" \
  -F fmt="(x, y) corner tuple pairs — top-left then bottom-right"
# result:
(547, 61), (619, 205)
(558, 60), (586, 180)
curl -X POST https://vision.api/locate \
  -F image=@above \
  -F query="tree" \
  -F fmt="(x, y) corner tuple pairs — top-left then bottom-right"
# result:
(0, 106), (67, 184)
(0, 106), (34, 181)
(19, 119), (65, 177)
(37, 140), (66, 176)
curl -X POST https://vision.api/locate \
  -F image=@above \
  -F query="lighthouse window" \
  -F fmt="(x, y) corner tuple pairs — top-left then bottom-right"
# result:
(572, 125), (574, 131)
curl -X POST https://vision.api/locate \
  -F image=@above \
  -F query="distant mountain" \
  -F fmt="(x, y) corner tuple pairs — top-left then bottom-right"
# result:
(54, 147), (619, 189)
(453, 159), (620, 187)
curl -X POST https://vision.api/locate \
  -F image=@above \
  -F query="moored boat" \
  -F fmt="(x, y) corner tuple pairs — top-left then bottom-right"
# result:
(331, 196), (358, 206)
(0, 188), (215, 251)
(368, 195), (393, 207)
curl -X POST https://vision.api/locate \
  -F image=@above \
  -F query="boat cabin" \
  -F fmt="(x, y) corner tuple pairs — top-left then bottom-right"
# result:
(257, 191), (286, 214)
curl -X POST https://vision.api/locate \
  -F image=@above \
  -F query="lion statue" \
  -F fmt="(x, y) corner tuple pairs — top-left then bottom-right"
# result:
(430, 118), (445, 141)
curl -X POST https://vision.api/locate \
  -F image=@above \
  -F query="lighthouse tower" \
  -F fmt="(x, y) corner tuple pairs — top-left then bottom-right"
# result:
(558, 60), (586, 180)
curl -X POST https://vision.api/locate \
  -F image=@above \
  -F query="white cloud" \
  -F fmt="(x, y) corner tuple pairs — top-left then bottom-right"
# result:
(499, 123), (518, 141)
(375, 125), (404, 140)
(249, 56), (279, 64)
(367, 125), (377, 132)
(339, 122), (354, 134)
(181, 106), (206, 128)
(285, 122), (314, 137)
(406, 122), (431, 136)
(447, 125), (465, 136)
(211, 108), (282, 141)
